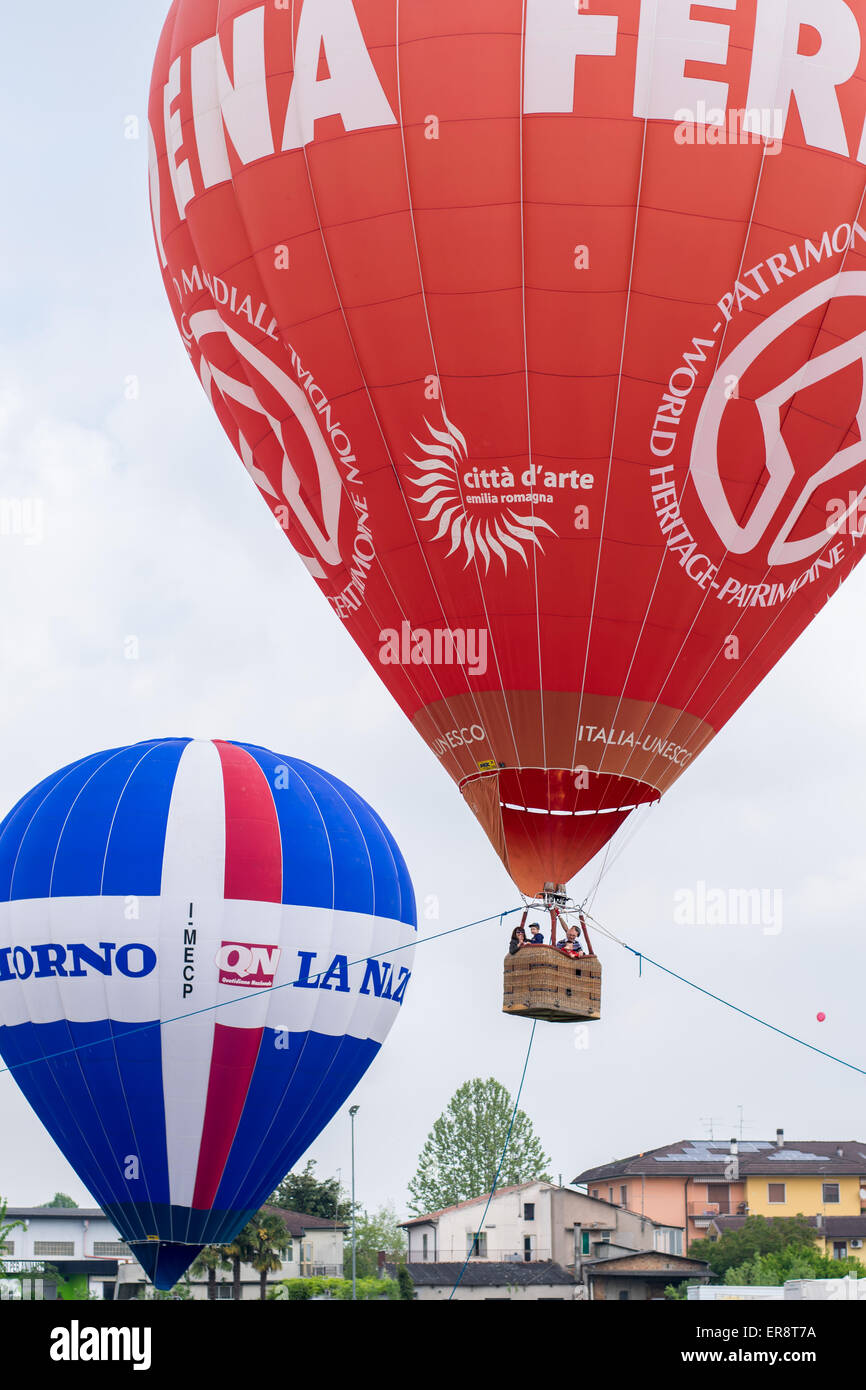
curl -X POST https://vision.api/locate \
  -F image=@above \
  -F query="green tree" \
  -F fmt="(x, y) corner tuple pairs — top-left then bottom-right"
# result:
(689, 1215), (817, 1276)
(247, 1212), (293, 1300)
(269, 1160), (352, 1221)
(223, 1225), (257, 1302)
(351, 1205), (407, 1279)
(190, 1245), (231, 1301)
(396, 1265), (414, 1301)
(269, 1275), (398, 1301)
(215, 1212), (293, 1301)
(725, 1247), (864, 1286)
(408, 1077), (551, 1216)
(39, 1193), (79, 1209)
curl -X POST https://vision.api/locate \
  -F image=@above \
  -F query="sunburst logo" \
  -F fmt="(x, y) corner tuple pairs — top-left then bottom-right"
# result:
(406, 413), (555, 571)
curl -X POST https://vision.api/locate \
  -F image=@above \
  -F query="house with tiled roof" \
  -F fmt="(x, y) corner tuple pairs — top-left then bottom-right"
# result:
(708, 1212), (866, 1267)
(574, 1131), (866, 1248)
(259, 1206), (346, 1276)
(401, 1180), (684, 1272)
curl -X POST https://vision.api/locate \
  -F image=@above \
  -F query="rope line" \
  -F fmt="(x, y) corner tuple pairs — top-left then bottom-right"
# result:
(448, 1018), (538, 1300)
(0, 906), (526, 1078)
(582, 911), (866, 1078)
(2, 900), (860, 1085)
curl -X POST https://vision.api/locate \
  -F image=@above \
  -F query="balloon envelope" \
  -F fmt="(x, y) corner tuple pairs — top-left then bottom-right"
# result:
(0, 739), (415, 1288)
(150, 1), (866, 892)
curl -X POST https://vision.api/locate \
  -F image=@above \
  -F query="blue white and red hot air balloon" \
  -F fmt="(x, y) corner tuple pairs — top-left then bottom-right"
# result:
(0, 738), (415, 1289)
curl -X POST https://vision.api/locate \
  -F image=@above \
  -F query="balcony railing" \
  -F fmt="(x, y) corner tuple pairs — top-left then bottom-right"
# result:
(688, 1202), (731, 1220)
(408, 1248), (553, 1264)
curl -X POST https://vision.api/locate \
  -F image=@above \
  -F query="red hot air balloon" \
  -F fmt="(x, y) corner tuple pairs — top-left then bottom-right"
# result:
(150, 0), (866, 896)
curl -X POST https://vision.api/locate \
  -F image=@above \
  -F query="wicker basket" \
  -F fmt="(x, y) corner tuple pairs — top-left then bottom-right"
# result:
(502, 946), (602, 1024)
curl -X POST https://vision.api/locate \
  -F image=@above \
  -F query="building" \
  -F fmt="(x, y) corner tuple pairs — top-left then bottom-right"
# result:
(709, 1213), (866, 1267)
(1, 1204), (344, 1300)
(387, 1260), (580, 1301)
(574, 1132), (866, 1247)
(582, 1250), (711, 1301)
(402, 1181), (684, 1276)
(0, 1207), (128, 1301)
(690, 1275), (866, 1302)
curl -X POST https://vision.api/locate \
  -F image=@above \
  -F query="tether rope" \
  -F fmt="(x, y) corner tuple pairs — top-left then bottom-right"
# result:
(448, 1018), (538, 1300)
(0, 906), (527, 1077)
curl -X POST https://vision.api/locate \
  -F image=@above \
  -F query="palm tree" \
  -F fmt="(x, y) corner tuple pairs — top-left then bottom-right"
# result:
(222, 1227), (257, 1302)
(189, 1245), (230, 1301)
(248, 1214), (292, 1300)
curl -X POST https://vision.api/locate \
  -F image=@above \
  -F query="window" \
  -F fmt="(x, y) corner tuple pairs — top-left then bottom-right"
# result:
(0, 1243), (13, 1255)
(619, 1290), (629, 1300)
(93, 1242), (130, 1257)
(707, 1184), (731, 1214)
(581, 1231), (591, 1255)
(34, 1242), (75, 1257)
(422, 1233), (428, 1260)
(823, 1183), (841, 1204)
(620, 1185), (628, 1208)
(672, 1229), (683, 1256)
(591, 1189), (599, 1200)
(767, 1184), (786, 1204)
(524, 1203), (535, 1221)
(215, 1284), (234, 1299)
(833, 1242), (848, 1260)
(523, 1236), (535, 1262)
(608, 1187), (614, 1203)
(467, 1232), (487, 1258)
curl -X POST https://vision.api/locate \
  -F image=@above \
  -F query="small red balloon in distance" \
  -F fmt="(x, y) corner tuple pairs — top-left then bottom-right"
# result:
(817, 1013), (826, 1022)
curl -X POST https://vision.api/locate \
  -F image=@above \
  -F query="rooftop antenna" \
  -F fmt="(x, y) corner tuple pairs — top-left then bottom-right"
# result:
(700, 1116), (719, 1140)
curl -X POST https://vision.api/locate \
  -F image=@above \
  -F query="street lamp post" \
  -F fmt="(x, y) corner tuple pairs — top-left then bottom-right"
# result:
(349, 1105), (359, 1300)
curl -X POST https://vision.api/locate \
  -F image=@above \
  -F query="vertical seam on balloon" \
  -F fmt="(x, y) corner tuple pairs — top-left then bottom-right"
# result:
(392, 0), (523, 769)
(0, 759), (89, 883)
(518, 0), (548, 786)
(94, 764), (163, 1248)
(208, 758), (359, 1226)
(98, 741), (180, 895)
(46, 748), (134, 898)
(278, 764), (406, 1124)
(364, 802), (416, 931)
(288, 0), (501, 777)
(293, 759), (376, 918)
(167, 4), (491, 791)
(5, 751), (118, 902)
(7, 1007), (150, 1242)
(592, 125), (777, 793)
(189, 743), (282, 1218)
(203, 748), (332, 1225)
(1, 775), (162, 1237)
(179, 735), (228, 1244)
(590, 18), (855, 793)
(606, 173), (866, 790)
(583, 158), (866, 907)
(568, 102), (657, 778)
(664, 181), (866, 736)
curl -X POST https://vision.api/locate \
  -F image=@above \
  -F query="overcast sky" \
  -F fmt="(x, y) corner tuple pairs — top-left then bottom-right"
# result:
(2, 3), (866, 1223)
